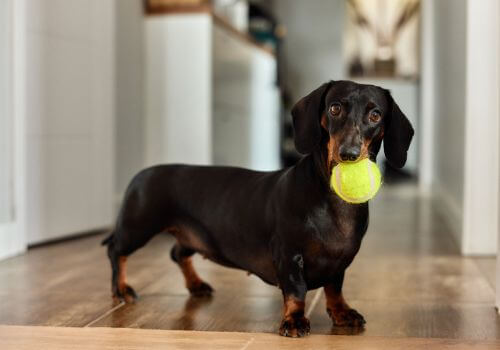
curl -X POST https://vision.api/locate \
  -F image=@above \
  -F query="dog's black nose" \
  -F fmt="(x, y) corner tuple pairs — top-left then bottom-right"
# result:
(339, 146), (360, 162)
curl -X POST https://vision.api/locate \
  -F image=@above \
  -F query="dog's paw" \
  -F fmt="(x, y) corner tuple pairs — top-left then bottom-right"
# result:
(327, 307), (366, 327)
(188, 281), (214, 297)
(279, 316), (311, 338)
(113, 284), (138, 304)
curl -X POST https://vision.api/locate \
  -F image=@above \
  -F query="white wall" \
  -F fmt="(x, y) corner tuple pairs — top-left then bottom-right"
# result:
(431, 0), (499, 255)
(419, 0), (435, 190)
(144, 14), (213, 166)
(273, 0), (345, 102)
(213, 24), (280, 171)
(0, 0), (27, 260)
(462, 0), (499, 255)
(25, 0), (116, 244)
(0, 0), (13, 224)
(497, 0), (500, 310)
(432, 0), (467, 243)
(115, 0), (145, 203)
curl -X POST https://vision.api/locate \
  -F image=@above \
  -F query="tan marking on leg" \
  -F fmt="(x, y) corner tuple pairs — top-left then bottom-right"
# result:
(279, 296), (310, 337)
(325, 285), (364, 327)
(114, 256), (137, 303)
(325, 285), (348, 313)
(180, 256), (203, 289)
(283, 296), (305, 318)
(118, 256), (127, 292)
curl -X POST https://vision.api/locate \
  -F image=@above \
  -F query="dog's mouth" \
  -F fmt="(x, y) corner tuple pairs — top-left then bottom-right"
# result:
(329, 156), (365, 167)
(324, 134), (372, 178)
(326, 151), (371, 178)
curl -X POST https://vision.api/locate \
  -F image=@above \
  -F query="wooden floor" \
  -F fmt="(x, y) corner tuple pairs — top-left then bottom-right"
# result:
(3, 325), (500, 350)
(0, 184), (499, 346)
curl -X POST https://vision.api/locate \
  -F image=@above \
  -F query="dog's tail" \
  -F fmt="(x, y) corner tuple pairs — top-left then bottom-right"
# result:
(101, 231), (114, 246)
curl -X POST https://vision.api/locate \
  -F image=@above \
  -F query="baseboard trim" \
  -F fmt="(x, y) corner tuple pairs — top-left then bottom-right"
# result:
(28, 227), (111, 249)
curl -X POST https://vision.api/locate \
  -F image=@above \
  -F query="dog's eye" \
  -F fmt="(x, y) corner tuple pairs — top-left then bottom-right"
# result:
(369, 110), (381, 123)
(329, 103), (342, 116)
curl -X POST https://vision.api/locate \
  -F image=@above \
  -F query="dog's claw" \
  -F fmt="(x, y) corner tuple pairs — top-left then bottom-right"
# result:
(188, 281), (214, 297)
(113, 284), (138, 304)
(279, 316), (311, 338)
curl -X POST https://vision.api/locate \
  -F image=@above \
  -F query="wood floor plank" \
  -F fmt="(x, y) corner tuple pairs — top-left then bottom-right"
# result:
(342, 255), (495, 304)
(90, 293), (284, 332)
(0, 234), (116, 326)
(473, 258), (496, 291)
(310, 297), (500, 339)
(1, 325), (500, 350)
(0, 233), (178, 326)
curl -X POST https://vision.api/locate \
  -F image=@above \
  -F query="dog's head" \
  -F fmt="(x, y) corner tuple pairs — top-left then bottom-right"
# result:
(292, 80), (414, 172)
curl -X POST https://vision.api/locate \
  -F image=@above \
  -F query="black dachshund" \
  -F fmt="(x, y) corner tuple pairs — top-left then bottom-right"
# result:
(103, 80), (414, 337)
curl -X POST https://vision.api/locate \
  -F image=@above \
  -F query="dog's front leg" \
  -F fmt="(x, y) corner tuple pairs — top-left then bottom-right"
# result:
(324, 271), (365, 327)
(277, 254), (310, 337)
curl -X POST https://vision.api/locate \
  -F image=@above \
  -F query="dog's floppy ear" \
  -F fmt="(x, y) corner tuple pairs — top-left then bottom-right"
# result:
(292, 81), (333, 154)
(383, 93), (414, 168)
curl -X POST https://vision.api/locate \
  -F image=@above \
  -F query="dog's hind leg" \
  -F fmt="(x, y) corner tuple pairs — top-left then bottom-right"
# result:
(105, 235), (138, 303)
(170, 243), (213, 297)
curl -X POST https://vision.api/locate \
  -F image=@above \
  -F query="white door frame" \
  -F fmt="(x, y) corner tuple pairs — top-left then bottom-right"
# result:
(0, 0), (27, 260)
(496, 0), (500, 311)
(418, 0), (435, 193)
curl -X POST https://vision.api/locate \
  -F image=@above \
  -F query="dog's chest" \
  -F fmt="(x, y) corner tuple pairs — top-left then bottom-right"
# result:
(302, 203), (365, 281)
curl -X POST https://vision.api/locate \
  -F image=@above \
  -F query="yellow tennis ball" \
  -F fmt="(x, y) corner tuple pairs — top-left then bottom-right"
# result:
(330, 158), (382, 204)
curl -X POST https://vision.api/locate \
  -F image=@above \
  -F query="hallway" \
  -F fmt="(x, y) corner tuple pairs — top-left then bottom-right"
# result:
(0, 184), (498, 341)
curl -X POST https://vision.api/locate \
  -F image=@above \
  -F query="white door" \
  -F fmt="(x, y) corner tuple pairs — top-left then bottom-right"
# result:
(0, 0), (26, 260)
(497, 0), (500, 311)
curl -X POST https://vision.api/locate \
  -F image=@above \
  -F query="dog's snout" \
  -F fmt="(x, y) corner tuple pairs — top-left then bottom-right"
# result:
(339, 146), (361, 162)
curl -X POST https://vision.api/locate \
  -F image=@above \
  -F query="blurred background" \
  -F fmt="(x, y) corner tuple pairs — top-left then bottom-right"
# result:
(0, 0), (499, 310)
